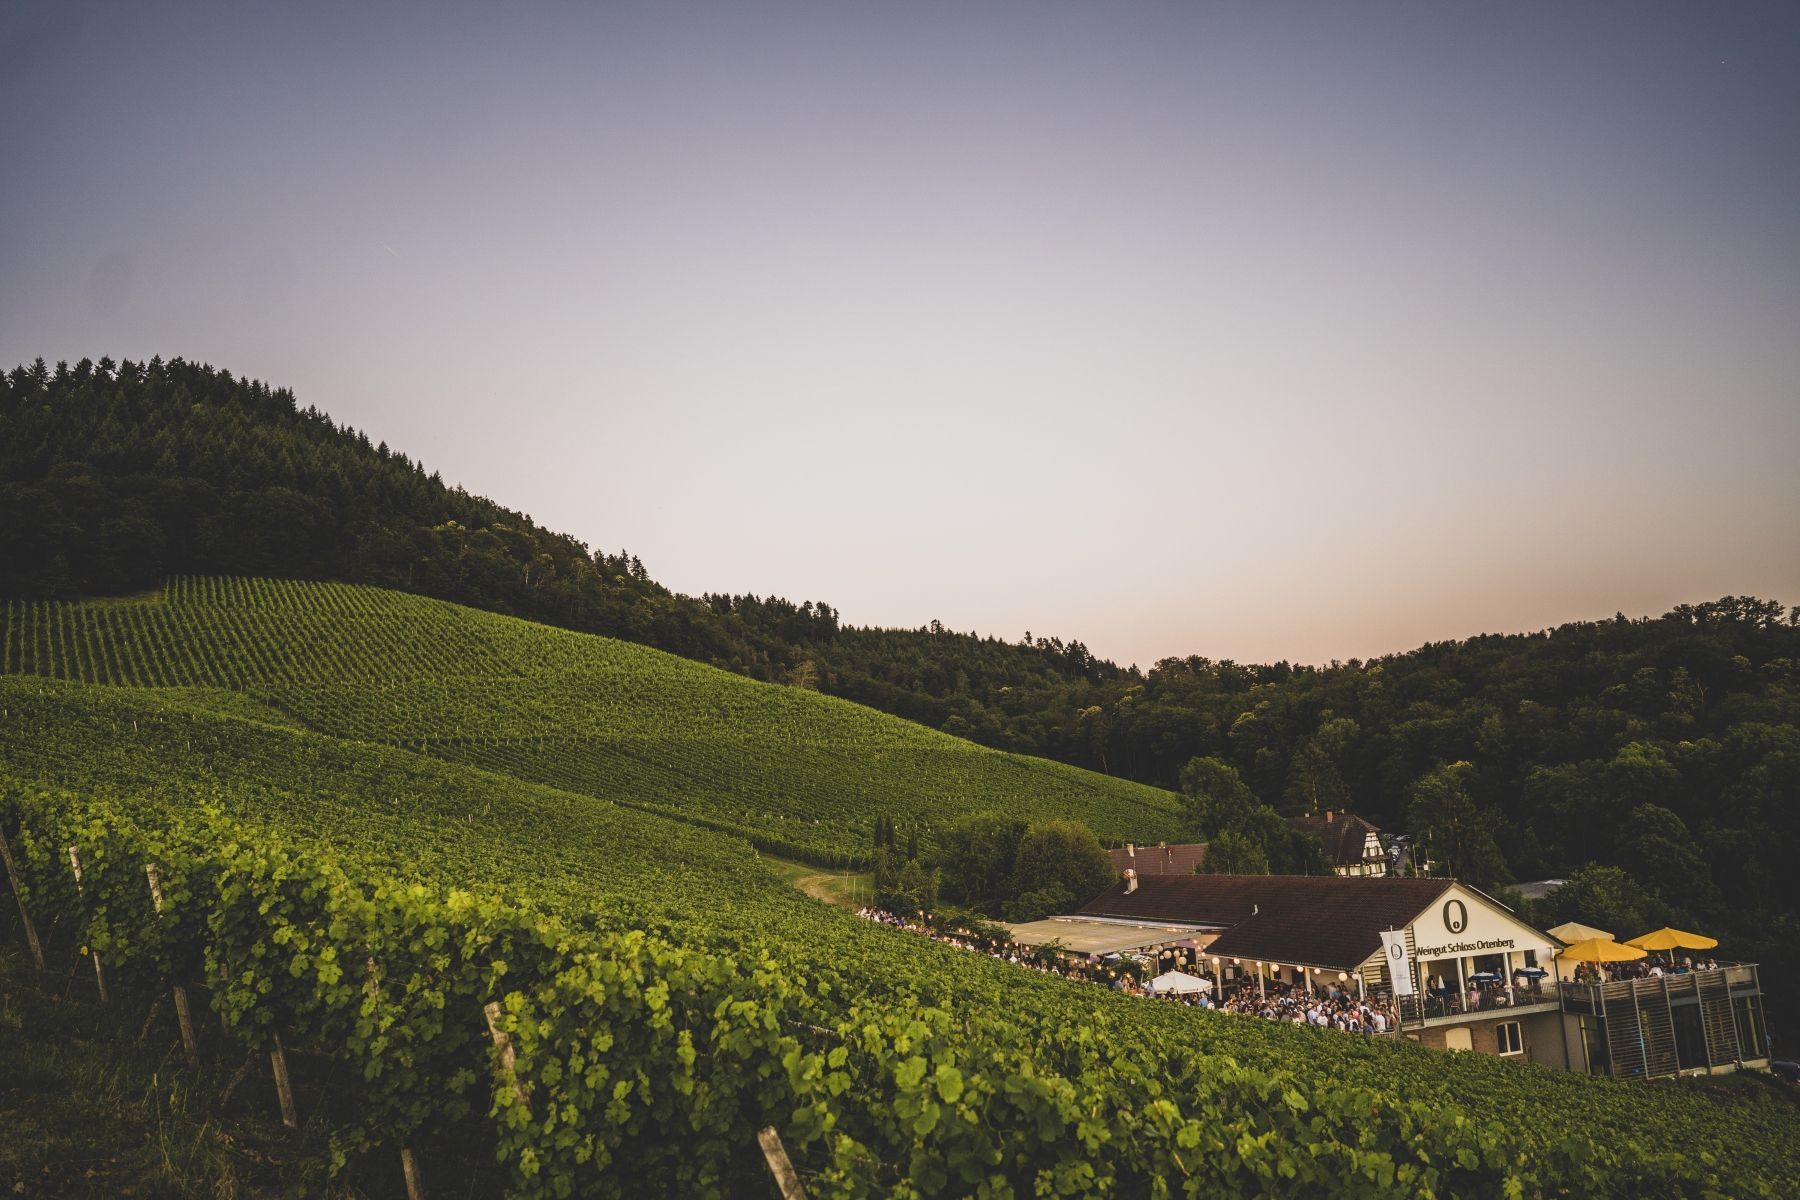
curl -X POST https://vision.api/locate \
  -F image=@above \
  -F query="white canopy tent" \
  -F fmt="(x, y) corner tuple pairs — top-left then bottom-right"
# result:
(1148, 970), (1212, 996)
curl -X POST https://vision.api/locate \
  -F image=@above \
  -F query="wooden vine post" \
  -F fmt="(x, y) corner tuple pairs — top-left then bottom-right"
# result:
(369, 957), (427, 1200)
(758, 1126), (809, 1200)
(145, 862), (199, 1067)
(0, 825), (45, 972)
(270, 1031), (299, 1129)
(66, 846), (109, 1002)
(400, 1148), (426, 1200)
(483, 1001), (530, 1111)
(216, 958), (231, 1034)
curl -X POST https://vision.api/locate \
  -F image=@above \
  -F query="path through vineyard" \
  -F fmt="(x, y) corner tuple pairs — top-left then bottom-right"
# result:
(763, 855), (871, 908)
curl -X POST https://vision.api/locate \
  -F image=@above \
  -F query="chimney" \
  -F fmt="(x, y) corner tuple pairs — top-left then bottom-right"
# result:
(1325, 810), (1334, 823)
(1127, 843), (1135, 858)
(1124, 868), (1138, 894)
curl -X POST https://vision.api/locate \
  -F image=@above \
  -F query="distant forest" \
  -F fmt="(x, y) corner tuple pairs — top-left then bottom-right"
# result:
(5, 355), (1798, 1014)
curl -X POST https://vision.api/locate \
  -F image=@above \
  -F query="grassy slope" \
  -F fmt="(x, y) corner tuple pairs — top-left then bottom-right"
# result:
(0, 578), (1180, 862)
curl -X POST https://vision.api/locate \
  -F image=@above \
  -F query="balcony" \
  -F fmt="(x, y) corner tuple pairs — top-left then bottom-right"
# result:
(1557, 964), (1767, 1078)
(1397, 980), (1560, 1025)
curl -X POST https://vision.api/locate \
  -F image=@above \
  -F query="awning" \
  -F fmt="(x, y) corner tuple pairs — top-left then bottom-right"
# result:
(1003, 916), (1200, 956)
(1149, 970), (1213, 995)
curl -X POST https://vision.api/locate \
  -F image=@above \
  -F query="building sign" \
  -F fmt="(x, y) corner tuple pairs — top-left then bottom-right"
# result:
(1442, 899), (1467, 934)
(1415, 934), (1517, 958)
(1380, 930), (1415, 996)
(1410, 886), (1554, 962)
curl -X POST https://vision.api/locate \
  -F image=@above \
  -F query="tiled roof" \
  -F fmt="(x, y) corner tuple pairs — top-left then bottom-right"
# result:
(1107, 842), (1207, 877)
(1286, 812), (1384, 867)
(1079, 874), (1453, 970)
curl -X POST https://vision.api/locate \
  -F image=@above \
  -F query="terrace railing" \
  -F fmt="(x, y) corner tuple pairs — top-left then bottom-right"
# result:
(1398, 979), (1557, 1024)
(1558, 963), (1765, 1077)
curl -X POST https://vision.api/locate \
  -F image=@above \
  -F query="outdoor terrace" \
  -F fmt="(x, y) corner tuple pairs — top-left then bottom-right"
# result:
(1397, 977), (1561, 1025)
(1559, 962), (1768, 1077)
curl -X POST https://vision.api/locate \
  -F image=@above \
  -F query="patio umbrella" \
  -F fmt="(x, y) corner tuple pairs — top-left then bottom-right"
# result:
(1548, 921), (1614, 944)
(1558, 938), (1646, 963)
(1468, 972), (1502, 983)
(1625, 927), (1718, 952)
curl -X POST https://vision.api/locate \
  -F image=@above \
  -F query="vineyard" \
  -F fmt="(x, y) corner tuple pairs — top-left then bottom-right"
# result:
(4, 674), (1800, 1194)
(0, 579), (1181, 861)
(7, 774), (1799, 1198)
(4, 580), (1800, 1195)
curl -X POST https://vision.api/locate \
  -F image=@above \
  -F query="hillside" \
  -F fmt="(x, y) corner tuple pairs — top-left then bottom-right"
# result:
(5, 357), (1799, 1038)
(5, 661), (1800, 1194)
(0, 577), (1180, 863)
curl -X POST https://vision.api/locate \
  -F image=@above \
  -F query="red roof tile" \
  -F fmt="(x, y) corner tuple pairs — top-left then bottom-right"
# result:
(1107, 842), (1207, 877)
(1079, 874), (1453, 970)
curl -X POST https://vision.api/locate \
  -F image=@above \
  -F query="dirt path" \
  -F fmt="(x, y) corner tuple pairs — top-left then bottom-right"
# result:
(760, 854), (871, 908)
(792, 872), (848, 905)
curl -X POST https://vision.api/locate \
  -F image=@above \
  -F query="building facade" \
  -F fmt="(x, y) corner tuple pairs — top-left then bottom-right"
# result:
(1072, 873), (1771, 1078)
(1285, 812), (1388, 876)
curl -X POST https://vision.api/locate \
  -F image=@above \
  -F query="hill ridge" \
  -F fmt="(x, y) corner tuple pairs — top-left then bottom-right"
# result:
(0, 575), (1181, 865)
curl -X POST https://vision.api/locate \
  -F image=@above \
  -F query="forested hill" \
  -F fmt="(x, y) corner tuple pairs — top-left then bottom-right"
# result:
(0, 354), (1115, 709)
(5, 359), (1799, 958)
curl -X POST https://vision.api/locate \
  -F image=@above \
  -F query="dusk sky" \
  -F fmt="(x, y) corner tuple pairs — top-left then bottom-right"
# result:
(4, 1), (1797, 667)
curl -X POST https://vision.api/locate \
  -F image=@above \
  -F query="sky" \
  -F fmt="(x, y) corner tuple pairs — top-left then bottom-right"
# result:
(4, 1), (1797, 668)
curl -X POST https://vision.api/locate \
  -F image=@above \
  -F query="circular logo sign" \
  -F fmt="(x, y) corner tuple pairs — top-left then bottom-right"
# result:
(1443, 899), (1468, 935)
(1387, 940), (1406, 962)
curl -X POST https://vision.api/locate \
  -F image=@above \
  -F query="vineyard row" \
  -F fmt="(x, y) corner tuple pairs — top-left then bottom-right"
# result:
(0, 781), (1742, 1199)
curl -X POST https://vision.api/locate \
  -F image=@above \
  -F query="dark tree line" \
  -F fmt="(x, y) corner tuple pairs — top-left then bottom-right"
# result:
(6, 356), (1798, 1040)
(0, 357), (1109, 698)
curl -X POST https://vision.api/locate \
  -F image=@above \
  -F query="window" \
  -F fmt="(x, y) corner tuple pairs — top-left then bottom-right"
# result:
(1495, 1021), (1523, 1055)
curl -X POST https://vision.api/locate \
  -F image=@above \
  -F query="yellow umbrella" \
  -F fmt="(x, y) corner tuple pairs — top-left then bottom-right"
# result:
(1626, 927), (1718, 952)
(1548, 921), (1613, 944)
(1558, 937), (1646, 963)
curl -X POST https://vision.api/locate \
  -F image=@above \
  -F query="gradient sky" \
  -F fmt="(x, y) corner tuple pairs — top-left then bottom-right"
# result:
(4, 1), (1797, 667)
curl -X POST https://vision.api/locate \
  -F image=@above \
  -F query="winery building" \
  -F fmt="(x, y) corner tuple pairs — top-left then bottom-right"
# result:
(1066, 873), (1770, 1077)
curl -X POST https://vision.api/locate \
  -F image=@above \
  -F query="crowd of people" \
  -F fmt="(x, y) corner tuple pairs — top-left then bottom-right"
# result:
(1416, 973), (1539, 1017)
(854, 906), (1402, 1038)
(1566, 955), (1723, 986)
(1206, 978), (1401, 1036)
